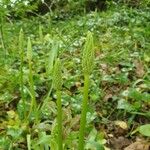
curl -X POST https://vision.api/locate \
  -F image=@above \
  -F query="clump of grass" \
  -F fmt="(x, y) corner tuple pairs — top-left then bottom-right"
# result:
(27, 37), (37, 121)
(53, 58), (63, 150)
(78, 31), (95, 150)
(19, 28), (26, 119)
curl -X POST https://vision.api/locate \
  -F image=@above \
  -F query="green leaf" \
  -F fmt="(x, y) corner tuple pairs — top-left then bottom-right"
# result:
(88, 128), (97, 141)
(144, 53), (150, 62)
(128, 89), (142, 101)
(47, 40), (59, 75)
(7, 127), (23, 140)
(139, 124), (150, 137)
(33, 133), (51, 147)
(117, 99), (134, 112)
(86, 141), (104, 150)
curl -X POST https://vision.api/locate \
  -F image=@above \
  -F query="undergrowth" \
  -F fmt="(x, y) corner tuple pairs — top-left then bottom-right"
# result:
(0, 4), (150, 150)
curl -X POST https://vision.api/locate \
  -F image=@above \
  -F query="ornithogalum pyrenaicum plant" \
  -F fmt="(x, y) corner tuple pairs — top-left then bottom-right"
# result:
(78, 31), (95, 150)
(19, 28), (26, 119)
(53, 58), (63, 150)
(27, 37), (37, 121)
(39, 24), (44, 43)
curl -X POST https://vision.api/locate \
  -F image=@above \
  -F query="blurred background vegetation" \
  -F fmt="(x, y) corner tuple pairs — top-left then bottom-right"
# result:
(1, 0), (150, 19)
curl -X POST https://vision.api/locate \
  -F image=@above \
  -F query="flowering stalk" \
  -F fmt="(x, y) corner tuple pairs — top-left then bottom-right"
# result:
(53, 59), (63, 150)
(39, 24), (43, 43)
(27, 37), (37, 120)
(78, 32), (95, 150)
(19, 28), (26, 119)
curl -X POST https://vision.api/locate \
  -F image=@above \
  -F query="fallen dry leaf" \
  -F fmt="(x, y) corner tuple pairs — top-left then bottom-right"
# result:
(109, 136), (131, 149)
(104, 93), (113, 101)
(124, 140), (150, 150)
(115, 120), (128, 130)
(134, 60), (145, 77)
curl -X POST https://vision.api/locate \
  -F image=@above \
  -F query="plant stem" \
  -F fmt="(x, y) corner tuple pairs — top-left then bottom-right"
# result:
(56, 90), (63, 150)
(28, 59), (37, 122)
(78, 74), (90, 150)
(20, 48), (26, 119)
(19, 29), (26, 119)
(27, 134), (31, 150)
(0, 16), (7, 58)
(27, 37), (38, 122)
(29, 61), (37, 109)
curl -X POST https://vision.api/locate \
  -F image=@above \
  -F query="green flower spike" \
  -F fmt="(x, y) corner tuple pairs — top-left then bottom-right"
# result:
(82, 31), (94, 75)
(53, 58), (62, 91)
(53, 58), (63, 150)
(79, 31), (95, 150)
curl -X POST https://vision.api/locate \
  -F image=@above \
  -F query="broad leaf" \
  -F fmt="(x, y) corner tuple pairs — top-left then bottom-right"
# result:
(139, 124), (150, 137)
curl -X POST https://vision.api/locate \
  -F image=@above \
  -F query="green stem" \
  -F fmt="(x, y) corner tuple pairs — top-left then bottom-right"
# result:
(56, 90), (63, 150)
(27, 134), (31, 150)
(19, 30), (26, 119)
(78, 74), (90, 150)
(45, 84), (53, 101)
(28, 60), (37, 122)
(29, 61), (36, 108)
(20, 46), (26, 119)
(0, 16), (7, 58)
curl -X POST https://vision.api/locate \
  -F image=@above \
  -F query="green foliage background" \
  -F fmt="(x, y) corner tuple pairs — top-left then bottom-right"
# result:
(0, 0), (150, 149)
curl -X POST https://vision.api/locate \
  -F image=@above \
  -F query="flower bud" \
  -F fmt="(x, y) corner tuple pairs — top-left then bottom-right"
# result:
(27, 37), (32, 61)
(82, 31), (94, 75)
(19, 28), (24, 51)
(53, 59), (62, 90)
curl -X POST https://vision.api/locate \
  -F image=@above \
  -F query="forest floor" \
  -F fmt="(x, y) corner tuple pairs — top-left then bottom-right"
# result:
(0, 4), (150, 150)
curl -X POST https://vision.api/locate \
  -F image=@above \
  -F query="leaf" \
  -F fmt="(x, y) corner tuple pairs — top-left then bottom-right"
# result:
(47, 40), (59, 75)
(33, 133), (51, 146)
(144, 53), (150, 63)
(86, 141), (105, 150)
(88, 128), (97, 141)
(128, 89), (142, 101)
(33, 122), (51, 132)
(117, 99), (134, 112)
(138, 124), (150, 137)
(110, 136), (130, 149)
(124, 140), (149, 150)
(134, 60), (145, 77)
(114, 120), (128, 130)
(7, 128), (23, 140)
(7, 110), (16, 119)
